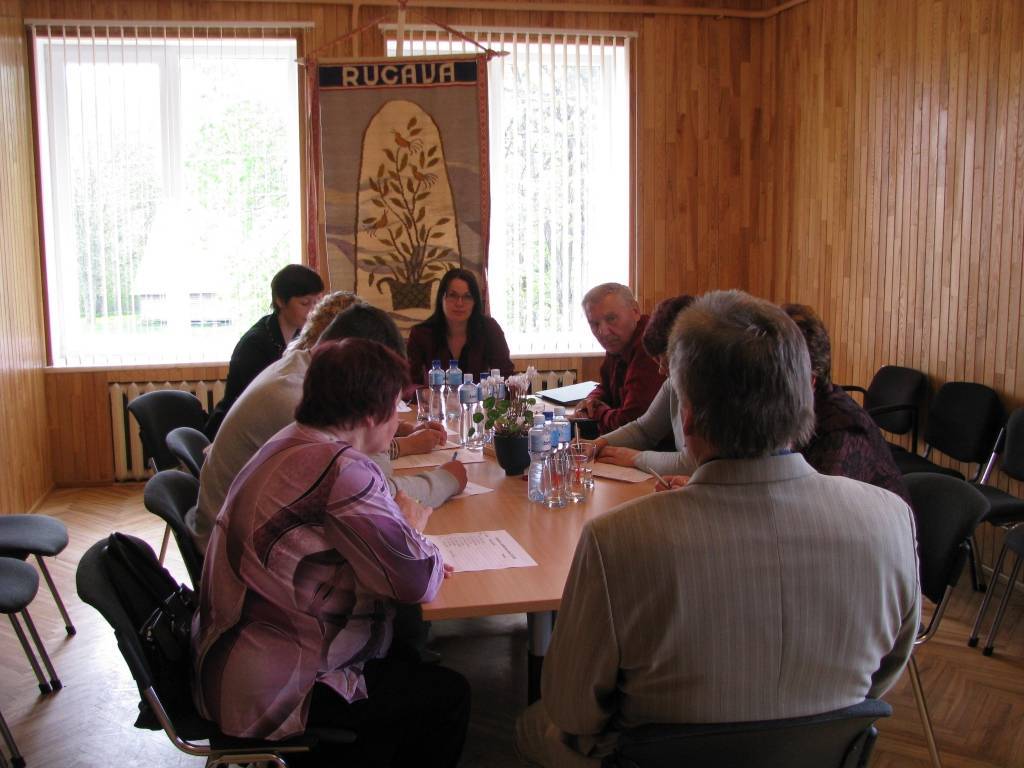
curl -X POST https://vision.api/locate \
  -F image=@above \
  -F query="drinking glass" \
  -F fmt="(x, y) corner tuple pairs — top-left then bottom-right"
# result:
(569, 442), (598, 491)
(543, 450), (569, 509)
(414, 387), (431, 422)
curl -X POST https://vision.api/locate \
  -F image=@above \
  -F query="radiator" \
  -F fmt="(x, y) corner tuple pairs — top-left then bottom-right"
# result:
(109, 380), (225, 481)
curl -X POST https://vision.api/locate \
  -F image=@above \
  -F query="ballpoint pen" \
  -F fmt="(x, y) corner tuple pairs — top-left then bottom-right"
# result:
(647, 466), (670, 488)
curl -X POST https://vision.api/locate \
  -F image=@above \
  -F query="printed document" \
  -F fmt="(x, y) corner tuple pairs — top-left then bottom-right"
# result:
(426, 530), (537, 572)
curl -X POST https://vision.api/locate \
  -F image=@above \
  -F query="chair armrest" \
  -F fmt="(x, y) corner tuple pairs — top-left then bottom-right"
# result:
(865, 402), (916, 418)
(840, 384), (868, 399)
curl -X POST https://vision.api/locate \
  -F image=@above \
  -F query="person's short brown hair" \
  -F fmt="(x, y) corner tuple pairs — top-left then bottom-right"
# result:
(295, 339), (410, 429)
(782, 303), (831, 393)
(669, 290), (814, 458)
(642, 294), (696, 357)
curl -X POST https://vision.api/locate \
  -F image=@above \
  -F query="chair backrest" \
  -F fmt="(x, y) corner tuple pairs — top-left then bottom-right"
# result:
(165, 426), (210, 479)
(905, 473), (990, 604)
(923, 382), (1005, 465)
(143, 470), (204, 587)
(604, 699), (891, 768)
(127, 390), (207, 472)
(864, 365), (926, 435)
(993, 407), (1024, 483)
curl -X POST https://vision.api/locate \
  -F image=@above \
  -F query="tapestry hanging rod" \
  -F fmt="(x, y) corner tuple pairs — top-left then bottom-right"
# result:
(219, 0), (810, 21)
(24, 19), (317, 30)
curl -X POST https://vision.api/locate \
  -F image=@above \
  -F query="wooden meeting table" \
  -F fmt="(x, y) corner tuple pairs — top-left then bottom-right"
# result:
(395, 444), (653, 700)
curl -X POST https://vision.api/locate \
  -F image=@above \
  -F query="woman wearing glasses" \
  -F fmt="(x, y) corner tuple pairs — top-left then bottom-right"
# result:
(407, 267), (515, 386)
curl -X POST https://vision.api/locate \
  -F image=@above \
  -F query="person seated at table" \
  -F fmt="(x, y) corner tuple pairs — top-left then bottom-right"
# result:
(407, 268), (515, 386)
(193, 338), (471, 767)
(515, 290), (920, 767)
(190, 300), (465, 554)
(572, 283), (664, 435)
(783, 303), (911, 504)
(593, 294), (696, 477)
(205, 263), (324, 438)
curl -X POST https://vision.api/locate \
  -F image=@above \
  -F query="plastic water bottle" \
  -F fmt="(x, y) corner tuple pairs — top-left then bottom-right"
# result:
(445, 360), (462, 431)
(490, 368), (507, 400)
(528, 413), (551, 502)
(479, 371), (491, 402)
(428, 360), (445, 422)
(459, 374), (484, 451)
(552, 407), (572, 448)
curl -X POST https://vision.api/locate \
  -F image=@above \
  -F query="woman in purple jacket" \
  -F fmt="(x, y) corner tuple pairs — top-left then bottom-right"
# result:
(192, 338), (469, 767)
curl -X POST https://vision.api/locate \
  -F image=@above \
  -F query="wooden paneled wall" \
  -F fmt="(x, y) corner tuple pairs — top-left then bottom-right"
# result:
(0, 0), (53, 511)
(764, 0), (1024, 414)
(764, 0), (1024, 564)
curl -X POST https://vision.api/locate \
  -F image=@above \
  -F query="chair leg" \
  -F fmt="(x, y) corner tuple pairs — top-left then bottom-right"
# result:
(158, 524), (171, 565)
(8, 614), (50, 694)
(969, 538), (1012, 646)
(967, 536), (985, 593)
(982, 555), (1023, 657)
(0, 706), (25, 768)
(20, 608), (61, 691)
(908, 656), (943, 768)
(34, 556), (76, 635)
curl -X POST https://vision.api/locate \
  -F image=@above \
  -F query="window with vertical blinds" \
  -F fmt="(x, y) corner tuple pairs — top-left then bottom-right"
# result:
(30, 22), (305, 366)
(385, 26), (632, 355)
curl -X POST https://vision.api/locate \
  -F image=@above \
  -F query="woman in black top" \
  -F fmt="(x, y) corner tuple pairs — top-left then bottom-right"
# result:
(204, 264), (324, 437)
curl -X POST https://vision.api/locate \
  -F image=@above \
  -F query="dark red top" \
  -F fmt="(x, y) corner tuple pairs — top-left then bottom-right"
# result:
(586, 315), (666, 434)
(407, 316), (515, 386)
(801, 383), (911, 505)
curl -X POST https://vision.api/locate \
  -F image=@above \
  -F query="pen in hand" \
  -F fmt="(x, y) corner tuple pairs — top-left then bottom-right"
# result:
(647, 466), (669, 488)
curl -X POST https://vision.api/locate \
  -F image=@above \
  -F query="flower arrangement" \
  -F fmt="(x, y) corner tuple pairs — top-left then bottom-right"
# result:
(480, 372), (536, 437)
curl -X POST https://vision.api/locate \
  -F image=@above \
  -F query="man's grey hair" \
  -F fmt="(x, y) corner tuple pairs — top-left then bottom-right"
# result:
(668, 290), (814, 458)
(581, 282), (637, 311)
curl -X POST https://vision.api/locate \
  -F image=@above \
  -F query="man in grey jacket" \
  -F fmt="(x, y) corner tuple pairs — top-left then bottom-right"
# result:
(189, 303), (465, 554)
(515, 290), (920, 766)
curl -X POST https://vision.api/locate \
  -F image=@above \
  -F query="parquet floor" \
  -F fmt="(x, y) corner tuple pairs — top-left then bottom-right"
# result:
(1, 485), (1022, 767)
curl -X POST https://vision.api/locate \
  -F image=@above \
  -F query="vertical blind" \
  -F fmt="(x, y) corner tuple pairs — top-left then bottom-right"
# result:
(386, 26), (632, 355)
(29, 21), (308, 366)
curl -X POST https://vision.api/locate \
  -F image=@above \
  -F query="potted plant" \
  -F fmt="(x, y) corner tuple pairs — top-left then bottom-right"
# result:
(478, 373), (536, 475)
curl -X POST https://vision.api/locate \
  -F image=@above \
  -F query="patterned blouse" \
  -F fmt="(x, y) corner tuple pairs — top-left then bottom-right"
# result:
(191, 422), (444, 740)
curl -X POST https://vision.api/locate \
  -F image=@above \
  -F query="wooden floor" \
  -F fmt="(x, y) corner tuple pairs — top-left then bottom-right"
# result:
(2, 484), (1023, 767)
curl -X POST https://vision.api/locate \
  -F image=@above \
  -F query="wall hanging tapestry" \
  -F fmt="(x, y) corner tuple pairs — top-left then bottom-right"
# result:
(313, 55), (490, 330)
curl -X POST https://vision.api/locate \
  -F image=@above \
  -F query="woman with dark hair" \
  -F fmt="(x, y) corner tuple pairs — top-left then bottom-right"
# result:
(205, 263), (324, 437)
(193, 338), (470, 767)
(594, 294), (698, 477)
(406, 268), (515, 385)
(782, 303), (909, 503)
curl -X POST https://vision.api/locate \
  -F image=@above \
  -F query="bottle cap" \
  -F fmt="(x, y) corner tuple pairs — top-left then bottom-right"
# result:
(463, 373), (473, 383)
(450, 360), (459, 367)
(554, 406), (565, 417)
(533, 413), (545, 425)
(432, 359), (441, 366)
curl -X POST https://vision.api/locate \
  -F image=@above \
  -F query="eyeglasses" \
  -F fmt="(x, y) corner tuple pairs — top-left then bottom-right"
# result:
(444, 291), (474, 304)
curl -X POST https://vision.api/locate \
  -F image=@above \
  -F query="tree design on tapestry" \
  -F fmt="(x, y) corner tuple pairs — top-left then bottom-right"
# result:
(360, 114), (459, 310)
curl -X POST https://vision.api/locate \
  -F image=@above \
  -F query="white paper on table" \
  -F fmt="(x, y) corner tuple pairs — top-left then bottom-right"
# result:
(592, 461), (652, 483)
(426, 530), (537, 572)
(391, 449), (487, 470)
(450, 481), (493, 499)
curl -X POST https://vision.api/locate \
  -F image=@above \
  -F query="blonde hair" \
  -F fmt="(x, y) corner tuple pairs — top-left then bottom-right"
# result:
(290, 291), (362, 351)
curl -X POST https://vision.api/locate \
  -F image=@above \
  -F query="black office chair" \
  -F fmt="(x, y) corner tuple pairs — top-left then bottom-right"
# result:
(1, 557), (63, 698)
(891, 382), (1005, 482)
(602, 699), (891, 768)
(904, 473), (990, 768)
(0, 514), (76, 635)
(841, 365), (927, 453)
(165, 426), (210, 480)
(143, 471), (204, 588)
(126, 390), (206, 563)
(968, 407), (1024, 645)
(971, 525), (1024, 657)
(76, 535), (354, 767)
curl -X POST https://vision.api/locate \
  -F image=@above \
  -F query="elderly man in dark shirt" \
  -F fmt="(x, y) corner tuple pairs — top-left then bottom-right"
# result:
(784, 303), (911, 505)
(574, 283), (665, 435)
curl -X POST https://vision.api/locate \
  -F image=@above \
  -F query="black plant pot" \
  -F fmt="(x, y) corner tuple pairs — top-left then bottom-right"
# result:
(493, 433), (530, 476)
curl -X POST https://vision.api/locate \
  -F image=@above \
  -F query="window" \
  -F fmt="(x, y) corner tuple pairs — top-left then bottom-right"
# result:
(386, 27), (632, 355)
(31, 23), (304, 366)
